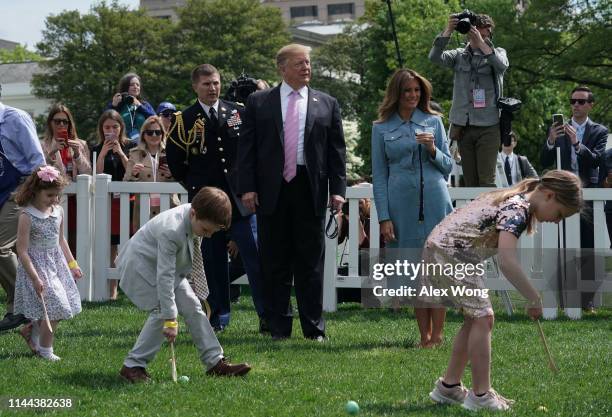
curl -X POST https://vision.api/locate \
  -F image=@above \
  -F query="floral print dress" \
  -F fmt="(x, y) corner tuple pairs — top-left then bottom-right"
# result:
(13, 205), (81, 321)
(420, 194), (531, 317)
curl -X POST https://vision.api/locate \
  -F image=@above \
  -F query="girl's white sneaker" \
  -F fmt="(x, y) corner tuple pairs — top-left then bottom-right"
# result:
(462, 389), (514, 411)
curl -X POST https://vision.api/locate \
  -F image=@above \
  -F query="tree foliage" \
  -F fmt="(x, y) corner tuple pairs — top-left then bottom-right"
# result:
(173, 0), (289, 98)
(31, 0), (289, 140)
(0, 45), (43, 63)
(314, 0), (610, 175)
(32, 1), (169, 140)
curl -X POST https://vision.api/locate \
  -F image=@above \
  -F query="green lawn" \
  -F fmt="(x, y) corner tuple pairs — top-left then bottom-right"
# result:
(0, 291), (610, 417)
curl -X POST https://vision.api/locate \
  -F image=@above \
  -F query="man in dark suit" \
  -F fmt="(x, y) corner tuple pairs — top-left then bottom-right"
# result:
(540, 85), (608, 311)
(166, 64), (264, 331)
(541, 86), (607, 188)
(237, 44), (347, 340)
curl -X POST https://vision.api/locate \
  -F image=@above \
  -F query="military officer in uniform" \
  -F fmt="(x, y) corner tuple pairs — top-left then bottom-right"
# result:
(166, 64), (264, 332)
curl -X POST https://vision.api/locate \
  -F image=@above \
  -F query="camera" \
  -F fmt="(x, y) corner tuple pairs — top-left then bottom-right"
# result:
(120, 92), (134, 106)
(497, 97), (522, 113)
(452, 9), (478, 34)
(225, 72), (259, 103)
(498, 97), (522, 146)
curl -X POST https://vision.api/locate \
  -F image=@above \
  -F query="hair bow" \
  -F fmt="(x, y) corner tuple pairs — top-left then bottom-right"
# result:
(37, 165), (60, 182)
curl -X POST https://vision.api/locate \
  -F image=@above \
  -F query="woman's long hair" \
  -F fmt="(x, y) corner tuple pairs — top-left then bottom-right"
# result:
(485, 170), (584, 234)
(96, 110), (129, 146)
(43, 103), (79, 142)
(117, 72), (143, 99)
(376, 69), (441, 123)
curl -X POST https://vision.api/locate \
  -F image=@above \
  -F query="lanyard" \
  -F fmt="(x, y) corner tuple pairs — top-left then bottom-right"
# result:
(149, 152), (158, 182)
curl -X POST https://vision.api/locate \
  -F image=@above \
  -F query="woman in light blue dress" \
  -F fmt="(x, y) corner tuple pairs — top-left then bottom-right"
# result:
(371, 69), (453, 347)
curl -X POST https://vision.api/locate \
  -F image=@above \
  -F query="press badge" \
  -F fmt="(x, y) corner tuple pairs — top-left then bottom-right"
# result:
(473, 88), (486, 108)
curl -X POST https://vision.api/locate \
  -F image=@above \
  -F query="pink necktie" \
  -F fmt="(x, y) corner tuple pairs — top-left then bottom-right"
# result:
(283, 90), (300, 182)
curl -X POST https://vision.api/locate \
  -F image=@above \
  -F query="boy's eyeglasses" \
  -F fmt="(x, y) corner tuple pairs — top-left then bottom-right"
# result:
(144, 129), (163, 136)
(569, 99), (590, 105)
(52, 119), (70, 126)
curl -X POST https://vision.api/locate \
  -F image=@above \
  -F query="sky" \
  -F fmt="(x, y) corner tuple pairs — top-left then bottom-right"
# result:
(0, 0), (140, 50)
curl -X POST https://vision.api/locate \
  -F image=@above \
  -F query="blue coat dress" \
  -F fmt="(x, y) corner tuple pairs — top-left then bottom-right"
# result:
(372, 109), (453, 250)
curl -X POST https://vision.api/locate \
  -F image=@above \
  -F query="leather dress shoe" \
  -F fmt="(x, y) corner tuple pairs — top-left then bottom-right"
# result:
(119, 365), (151, 383)
(271, 334), (289, 341)
(0, 313), (28, 332)
(206, 357), (251, 377)
(213, 324), (226, 333)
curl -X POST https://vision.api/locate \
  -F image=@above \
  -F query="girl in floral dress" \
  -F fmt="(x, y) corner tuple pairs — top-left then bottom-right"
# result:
(13, 166), (82, 361)
(425, 170), (583, 411)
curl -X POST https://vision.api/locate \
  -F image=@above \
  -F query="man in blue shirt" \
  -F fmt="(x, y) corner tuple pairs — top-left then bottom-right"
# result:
(0, 84), (45, 332)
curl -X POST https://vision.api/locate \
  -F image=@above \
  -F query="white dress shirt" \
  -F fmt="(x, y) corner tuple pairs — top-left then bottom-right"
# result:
(198, 99), (219, 119)
(280, 81), (308, 165)
(545, 117), (589, 173)
(495, 152), (521, 187)
(570, 117), (588, 172)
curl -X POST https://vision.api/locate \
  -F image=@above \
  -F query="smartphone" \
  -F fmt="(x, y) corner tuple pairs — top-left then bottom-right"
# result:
(57, 128), (68, 141)
(552, 114), (564, 127)
(159, 155), (167, 165)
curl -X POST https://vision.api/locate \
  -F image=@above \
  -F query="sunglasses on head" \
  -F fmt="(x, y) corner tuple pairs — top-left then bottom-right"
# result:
(144, 129), (163, 136)
(52, 118), (70, 126)
(569, 99), (590, 105)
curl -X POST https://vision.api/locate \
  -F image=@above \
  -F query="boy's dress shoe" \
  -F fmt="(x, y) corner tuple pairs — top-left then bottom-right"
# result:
(206, 357), (251, 377)
(119, 365), (151, 383)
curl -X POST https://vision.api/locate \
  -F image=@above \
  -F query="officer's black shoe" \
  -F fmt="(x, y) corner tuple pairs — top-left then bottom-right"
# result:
(258, 317), (271, 335)
(0, 313), (28, 332)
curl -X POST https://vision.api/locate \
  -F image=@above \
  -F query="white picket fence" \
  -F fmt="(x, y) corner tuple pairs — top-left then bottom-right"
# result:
(63, 174), (188, 302)
(323, 185), (612, 319)
(64, 175), (612, 320)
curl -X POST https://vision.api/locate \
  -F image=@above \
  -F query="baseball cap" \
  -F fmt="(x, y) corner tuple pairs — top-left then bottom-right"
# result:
(157, 101), (176, 114)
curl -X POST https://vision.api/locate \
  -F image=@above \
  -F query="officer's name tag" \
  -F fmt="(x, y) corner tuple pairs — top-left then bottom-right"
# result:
(473, 88), (486, 108)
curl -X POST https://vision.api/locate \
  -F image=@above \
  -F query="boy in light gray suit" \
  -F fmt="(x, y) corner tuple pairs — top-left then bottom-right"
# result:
(117, 187), (251, 382)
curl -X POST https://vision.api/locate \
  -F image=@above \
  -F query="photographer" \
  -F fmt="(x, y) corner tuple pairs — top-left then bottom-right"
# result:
(429, 12), (508, 187)
(107, 73), (155, 143)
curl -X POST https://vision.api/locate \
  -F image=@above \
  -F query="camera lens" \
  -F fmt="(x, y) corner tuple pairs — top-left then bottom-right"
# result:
(456, 18), (472, 34)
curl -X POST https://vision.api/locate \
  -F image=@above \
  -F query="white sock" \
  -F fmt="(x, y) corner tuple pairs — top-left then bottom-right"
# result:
(38, 346), (61, 361)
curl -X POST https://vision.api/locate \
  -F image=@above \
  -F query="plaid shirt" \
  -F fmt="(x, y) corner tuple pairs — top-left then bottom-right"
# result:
(429, 35), (508, 127)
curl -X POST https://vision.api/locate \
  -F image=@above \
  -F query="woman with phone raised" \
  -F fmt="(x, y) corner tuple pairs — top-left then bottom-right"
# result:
(93, 110), (136, 299)
(41, 104), (91, 253)
(42, 104), (91, 181)
(124, 115), (177, 228)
